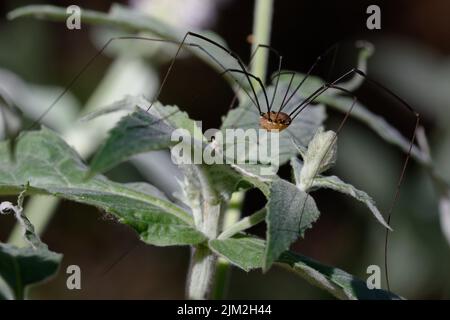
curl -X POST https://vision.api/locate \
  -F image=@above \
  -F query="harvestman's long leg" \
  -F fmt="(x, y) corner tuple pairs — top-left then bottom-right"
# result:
(290, 70), (419, 291)
(151, 32), (263, 114)
(96, 44), (283, 277)
(24, 33), (266, 131)
(220, 68), (268, 115)
(8, 32), (269, 275)
(271, 43), (340, 116)
(184, 32), (272, 115)
(261, 45), (283, 113)
(226, 44), (283, 113)
(78, 35), (271, 275)
(218, 42), (284, 114)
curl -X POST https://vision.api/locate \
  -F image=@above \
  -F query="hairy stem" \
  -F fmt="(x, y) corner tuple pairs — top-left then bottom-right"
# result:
(186, 201), (221, 299)
(187, 245), (217, 300)
(185, 165), (222, 299)
(211, 191), (244, 299)
(218, 207), (266, 240)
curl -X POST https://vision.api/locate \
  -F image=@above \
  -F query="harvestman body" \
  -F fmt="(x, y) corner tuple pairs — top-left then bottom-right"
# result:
(14, 31), (420, 291)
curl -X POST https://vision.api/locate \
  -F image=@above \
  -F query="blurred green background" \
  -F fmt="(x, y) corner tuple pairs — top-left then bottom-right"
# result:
(1, 0), (450, 299)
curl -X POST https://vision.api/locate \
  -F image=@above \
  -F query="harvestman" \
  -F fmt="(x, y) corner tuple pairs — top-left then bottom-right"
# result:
(14, 31), (420, 291)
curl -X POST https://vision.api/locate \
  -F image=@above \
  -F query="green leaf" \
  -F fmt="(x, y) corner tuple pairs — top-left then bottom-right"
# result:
(210, 234), (263, 272)
(0, 244), (62, 300)
(289, 129), (390, 229)
(89, 106), (174, 175)
(264, 179), (320, 270)
(210, 235), (401, 300)
(0, 127), (206, 246)
(290, 157), (304, 185)
(0, 195), (62, 300)
(278, 251), (401, 300)
(88, 97), (265, 202)
(89, 99), (205, 176)
(197, 164), (246, 201)
(295, 128), (337, 192)
(311, 175), (391, 230)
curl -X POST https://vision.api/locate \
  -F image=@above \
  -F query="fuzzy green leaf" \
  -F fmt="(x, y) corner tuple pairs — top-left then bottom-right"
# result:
(0, 244), (62, 300)
(210, 235), (401, 300)
(264, 179), (320, 270)
(88, 98), (269, 201)
(278, 251), (401, 300)
(311, 175), (391, 230)
(0, 128), (205, 246)
(0, 196), (62, 300)
(289, 130), (390, 230)
(89, 99), (204, 176)
(210, 234), (264, 272)
(89, 107), (174, 175)
(290, 157), (304, 185)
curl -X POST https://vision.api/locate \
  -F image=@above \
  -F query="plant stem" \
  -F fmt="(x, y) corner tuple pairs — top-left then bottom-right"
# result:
(209, 0), (275, 300)
(210, 191), (244, 299)
(185, 165), (222, 299)
(187, 245), (217, 300)
(186, 201), (221, 299)
(211, 257), (231, 299)
(251, 0), (274, 81)
(218, 207), (266, 240)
